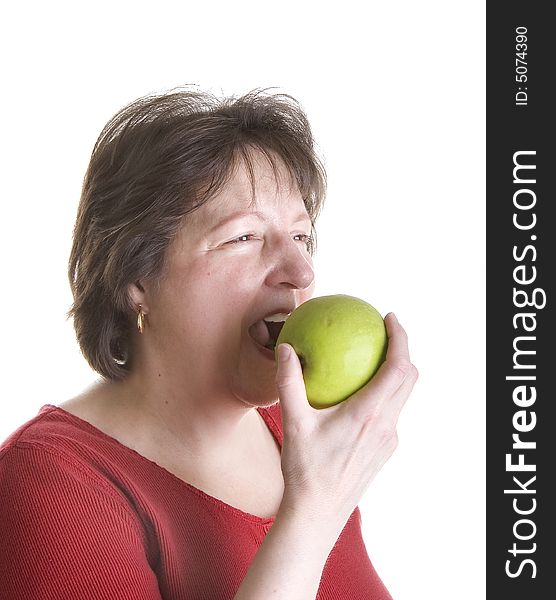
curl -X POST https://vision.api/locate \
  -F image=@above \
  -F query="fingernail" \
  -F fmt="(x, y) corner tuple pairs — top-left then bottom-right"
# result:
(387, 312), (398, 323)
(277, 344), (291, 362)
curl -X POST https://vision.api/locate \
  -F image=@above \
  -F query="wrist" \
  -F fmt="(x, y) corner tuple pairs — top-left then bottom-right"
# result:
(276, 495), (345, 550)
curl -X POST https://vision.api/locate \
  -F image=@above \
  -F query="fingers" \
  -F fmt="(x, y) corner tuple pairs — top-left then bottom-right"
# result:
(381, 313), (418, 393)
(276, 314), (418, 438)
(275, 343), (311, 427)
(387, 363), (418, 421)
(345, 313), (418, 420)
(384, 312), (411, 365)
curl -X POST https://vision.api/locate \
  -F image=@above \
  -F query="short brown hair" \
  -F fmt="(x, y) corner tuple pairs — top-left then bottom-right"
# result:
(68, 87), (326, 380)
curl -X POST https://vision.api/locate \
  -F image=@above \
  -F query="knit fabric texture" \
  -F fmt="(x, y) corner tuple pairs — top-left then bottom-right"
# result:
(0, 404), (392, 599)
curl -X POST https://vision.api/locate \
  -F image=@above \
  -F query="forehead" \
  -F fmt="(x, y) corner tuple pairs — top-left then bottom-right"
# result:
(190, 152), (308, 226)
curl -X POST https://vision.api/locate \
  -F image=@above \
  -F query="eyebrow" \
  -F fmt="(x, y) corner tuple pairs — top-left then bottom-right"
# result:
(207, 210), (311, 232)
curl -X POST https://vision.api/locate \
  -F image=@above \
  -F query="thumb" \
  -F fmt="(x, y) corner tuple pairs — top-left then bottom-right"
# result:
(275, 343), (309, 425)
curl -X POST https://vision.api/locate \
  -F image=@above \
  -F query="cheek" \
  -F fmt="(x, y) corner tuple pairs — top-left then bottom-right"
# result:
(179, 263), (257, 324)
(204, 256), (265, 294)
(181, 256), (254, 294)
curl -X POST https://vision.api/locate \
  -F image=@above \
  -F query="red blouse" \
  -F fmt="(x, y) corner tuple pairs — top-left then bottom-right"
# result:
(0, 404), (392, 599)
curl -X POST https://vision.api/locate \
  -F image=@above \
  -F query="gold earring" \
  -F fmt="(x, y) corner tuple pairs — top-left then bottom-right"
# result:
(137, 304), (146, 334)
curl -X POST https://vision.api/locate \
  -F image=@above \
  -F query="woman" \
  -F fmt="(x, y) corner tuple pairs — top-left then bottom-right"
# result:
(0, 88), (418, 599)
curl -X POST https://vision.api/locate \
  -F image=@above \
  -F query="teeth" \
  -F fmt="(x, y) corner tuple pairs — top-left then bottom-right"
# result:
(263, 313), (290, 323)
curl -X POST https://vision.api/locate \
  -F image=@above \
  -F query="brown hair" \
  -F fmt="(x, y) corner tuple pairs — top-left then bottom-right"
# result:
(68, 87), (327, 380)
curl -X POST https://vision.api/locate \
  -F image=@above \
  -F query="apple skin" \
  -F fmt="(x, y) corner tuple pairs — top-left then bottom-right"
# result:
(275, 295), (387, 409)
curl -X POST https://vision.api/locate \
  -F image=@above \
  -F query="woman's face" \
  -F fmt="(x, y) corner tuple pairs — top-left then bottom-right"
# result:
(139, 154), (315, 408)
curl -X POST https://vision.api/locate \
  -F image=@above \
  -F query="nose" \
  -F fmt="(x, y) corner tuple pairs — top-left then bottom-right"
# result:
(264, 236), (315, 290)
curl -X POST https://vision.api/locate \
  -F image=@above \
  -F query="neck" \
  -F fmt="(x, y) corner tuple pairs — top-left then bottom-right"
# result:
(118, 366), (258, 455)
(65, 363), (264, 467)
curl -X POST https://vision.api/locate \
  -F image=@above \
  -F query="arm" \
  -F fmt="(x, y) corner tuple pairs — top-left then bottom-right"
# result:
(235, 313), (418, 599)
(234, 505), (340, 599)
(0, 445), (162, 600)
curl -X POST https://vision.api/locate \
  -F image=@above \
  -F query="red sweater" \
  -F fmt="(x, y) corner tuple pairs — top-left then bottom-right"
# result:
(0, 404), (392, 599)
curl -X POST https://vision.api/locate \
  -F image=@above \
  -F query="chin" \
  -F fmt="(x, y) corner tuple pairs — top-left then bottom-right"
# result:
(253, 394), (280, 408)
(236, 387), (280, 409)
(242, 397), (279, 410)
(225, 338), (281, 408)
(230, 376), (280, 409)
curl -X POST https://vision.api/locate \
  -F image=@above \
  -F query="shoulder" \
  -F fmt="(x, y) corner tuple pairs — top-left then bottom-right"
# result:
(0, 405), (150, 554)
(0, 407), (161, 599)
(1, 404), (103, 473)
(1, 404), (68, 458)
(0, 405), (143, 524)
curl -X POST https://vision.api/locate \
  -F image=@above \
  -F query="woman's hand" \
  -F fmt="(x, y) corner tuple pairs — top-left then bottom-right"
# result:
(234, 312), (415, 599)
(276, 312), (418, 532)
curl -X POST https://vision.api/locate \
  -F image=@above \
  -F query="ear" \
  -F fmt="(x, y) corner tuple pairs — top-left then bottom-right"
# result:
(127, 280), (149, 313)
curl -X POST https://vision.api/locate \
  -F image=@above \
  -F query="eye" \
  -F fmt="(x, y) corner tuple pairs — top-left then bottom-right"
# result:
(227, 234), (259, 244)
(293, 233), (313, 250)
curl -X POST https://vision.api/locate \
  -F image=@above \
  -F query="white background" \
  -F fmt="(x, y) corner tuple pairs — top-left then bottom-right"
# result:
(1, 1), (485, 598)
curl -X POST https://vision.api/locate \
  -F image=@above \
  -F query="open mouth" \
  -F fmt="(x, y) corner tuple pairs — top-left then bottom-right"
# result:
(248, 313), (290, 352)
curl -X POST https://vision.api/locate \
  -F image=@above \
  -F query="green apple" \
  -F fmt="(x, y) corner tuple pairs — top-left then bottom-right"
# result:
(275, 295), (387, 408)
